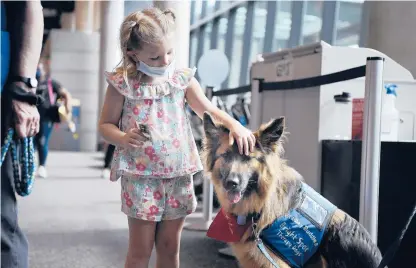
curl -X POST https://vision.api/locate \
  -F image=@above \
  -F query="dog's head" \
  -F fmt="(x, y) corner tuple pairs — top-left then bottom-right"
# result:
(201, 112), (288, 214)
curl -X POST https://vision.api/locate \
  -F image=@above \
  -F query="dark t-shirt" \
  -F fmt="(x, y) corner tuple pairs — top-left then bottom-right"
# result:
(36, 78), (62, 119)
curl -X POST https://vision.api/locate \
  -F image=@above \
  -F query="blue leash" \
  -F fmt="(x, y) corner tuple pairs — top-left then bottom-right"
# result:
(257, 240), (281, 268)
(251, 221), (281, 268)
(0, 128), (36, 196)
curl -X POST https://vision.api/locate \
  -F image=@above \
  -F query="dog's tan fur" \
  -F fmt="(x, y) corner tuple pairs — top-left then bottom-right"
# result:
(201, 113), (381, 268)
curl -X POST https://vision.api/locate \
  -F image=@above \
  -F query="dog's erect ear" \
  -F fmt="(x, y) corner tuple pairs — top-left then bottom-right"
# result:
(258, 117), (285, 150)
(203, 112), (217, 138)
(203, 112), (229, 139)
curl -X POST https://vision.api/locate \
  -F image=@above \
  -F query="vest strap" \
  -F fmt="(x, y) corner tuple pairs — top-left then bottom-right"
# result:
(257, 239), (281, 268)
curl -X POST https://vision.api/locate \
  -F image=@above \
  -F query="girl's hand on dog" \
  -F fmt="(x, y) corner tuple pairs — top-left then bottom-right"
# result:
(229, 122), (256, 156)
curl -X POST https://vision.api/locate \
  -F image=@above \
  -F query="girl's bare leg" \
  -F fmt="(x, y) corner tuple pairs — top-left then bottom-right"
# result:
(125, 217), (157, 268)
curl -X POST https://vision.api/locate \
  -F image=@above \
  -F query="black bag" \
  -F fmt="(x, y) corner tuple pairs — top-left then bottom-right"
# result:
(45, 105), (61, 123)
(37, 78), (61, 123)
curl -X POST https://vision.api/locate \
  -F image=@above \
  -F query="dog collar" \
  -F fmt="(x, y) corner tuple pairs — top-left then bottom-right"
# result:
(231, 211), (262, 225)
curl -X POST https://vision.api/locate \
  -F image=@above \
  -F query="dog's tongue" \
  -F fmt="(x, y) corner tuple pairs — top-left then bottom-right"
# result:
(228, 192), (242, 204)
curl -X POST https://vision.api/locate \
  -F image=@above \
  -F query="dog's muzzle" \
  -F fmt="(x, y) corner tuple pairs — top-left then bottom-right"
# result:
(224, 175), (243, 204)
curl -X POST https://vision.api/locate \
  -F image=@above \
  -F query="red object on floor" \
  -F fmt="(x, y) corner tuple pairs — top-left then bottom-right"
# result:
(206, 208), (252, 243)
(352, 98), (364, 140)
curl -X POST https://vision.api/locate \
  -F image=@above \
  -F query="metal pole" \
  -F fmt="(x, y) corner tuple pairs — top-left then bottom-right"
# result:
(203, 86), (214, 224)
(202, 170), (214, 223)
(184, 86), (215, 231)
(359, 57), (385, 244)
(249, 79), (263, 130)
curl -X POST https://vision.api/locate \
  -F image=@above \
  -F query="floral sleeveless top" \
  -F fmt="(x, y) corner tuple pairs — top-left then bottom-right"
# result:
(104, 68), (203, 181)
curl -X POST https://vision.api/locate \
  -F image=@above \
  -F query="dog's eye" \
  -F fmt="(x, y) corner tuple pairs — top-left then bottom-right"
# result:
(249, 171), (259, 183)
(245, 171), (259, 193)
(256, 156), (265, 164)
(220, 151), (233, 162)
(219, 168), (230, 180)
(221, 150), (252, 163)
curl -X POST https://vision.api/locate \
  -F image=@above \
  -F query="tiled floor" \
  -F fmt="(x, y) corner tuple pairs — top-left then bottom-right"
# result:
(18, 151), (238, 268)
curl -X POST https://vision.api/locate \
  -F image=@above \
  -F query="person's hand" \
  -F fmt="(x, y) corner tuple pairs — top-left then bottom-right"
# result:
(229, 122), (256, 156)
(12, 99), (40, 138)
(63, 97), (72, 114)
(121, 127), (149, 149)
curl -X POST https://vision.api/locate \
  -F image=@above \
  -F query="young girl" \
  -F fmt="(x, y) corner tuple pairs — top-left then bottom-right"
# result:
(98, 8), (255, 268)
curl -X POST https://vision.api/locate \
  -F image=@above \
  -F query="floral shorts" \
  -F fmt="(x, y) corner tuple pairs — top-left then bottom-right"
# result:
(120, 175), (197, 222)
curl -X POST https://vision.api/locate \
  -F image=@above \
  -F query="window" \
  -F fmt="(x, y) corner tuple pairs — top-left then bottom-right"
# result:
(124, 0), (152, 16)
(273, 1), (293, 51)
(217, 0), (225, 10)
(246, 1), (268, 84)
(189, 31), (198, 68)
(194, 23), (213, 87)
(193, 0), (203, 21)
(302, 1), (324, 45)
(203, 23), (213, 53)
(250, 1), (268, 66)
(334, 0), (364, 46)
(205, 0), (217, 15)
(228, 6), (246, 88)
(190, 1), (196, 24)
(218, 16), (228, 52)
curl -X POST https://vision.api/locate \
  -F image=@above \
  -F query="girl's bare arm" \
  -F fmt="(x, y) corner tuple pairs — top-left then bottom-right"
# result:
(185, 78), (238, 128)
(185, 77), (255, 155)
(98, 85), (126, 146)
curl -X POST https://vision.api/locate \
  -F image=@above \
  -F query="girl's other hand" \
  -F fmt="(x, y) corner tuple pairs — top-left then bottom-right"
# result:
(229, 122), (256, 156)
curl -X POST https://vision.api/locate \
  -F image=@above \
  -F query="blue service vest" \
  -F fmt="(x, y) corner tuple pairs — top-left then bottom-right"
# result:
(259, 183), (337, 268)
(1, 1), (10, 93)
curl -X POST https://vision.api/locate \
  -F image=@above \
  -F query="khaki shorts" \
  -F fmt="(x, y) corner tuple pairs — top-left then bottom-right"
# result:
(120, 175), (197, 222)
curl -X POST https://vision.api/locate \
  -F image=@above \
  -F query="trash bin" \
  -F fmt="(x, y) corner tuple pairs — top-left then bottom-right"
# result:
(321, 140), (416, 268)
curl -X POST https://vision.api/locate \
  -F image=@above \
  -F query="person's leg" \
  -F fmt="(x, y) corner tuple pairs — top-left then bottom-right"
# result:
(155, 217), (185, 268)
(121, 176), (163, 268)
(104, 144), (115, 168)
(102, 144), (115, 179)
(1, 127), (29, 268)
(36, 120), (53, 178)
(155, 175), (197, 268)
(34, 119), (45, 164)
(125, 217), (157, 268)
(38, 120), (53, 166)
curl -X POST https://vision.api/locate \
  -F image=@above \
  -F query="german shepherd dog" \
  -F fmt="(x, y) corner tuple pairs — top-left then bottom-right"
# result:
(201, 112), (383, 268)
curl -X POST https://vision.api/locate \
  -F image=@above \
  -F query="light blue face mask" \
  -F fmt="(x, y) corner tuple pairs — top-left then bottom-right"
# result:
(136, 58), (176, 78)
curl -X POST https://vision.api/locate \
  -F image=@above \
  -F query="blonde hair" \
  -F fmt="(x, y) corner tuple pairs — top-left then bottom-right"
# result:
(115, 7), (176, 83)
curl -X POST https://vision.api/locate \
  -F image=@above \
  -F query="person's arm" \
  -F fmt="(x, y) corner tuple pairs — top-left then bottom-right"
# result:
(4, 0), (44, 89)
(98, 85), (125, 146)
(98, 85), (146, 149)
(52, 79), (72, 113)
(2, 0), (44, 138)
(185, 77), (256, 155)
(58, 87), (72, 113)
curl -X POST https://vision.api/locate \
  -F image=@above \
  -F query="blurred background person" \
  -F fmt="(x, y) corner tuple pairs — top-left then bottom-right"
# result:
(34, 59), (73, 178)
(102, 143), (115, 179)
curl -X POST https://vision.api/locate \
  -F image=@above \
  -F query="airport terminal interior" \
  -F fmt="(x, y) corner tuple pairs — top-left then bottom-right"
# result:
(2, 1), (416, 267)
